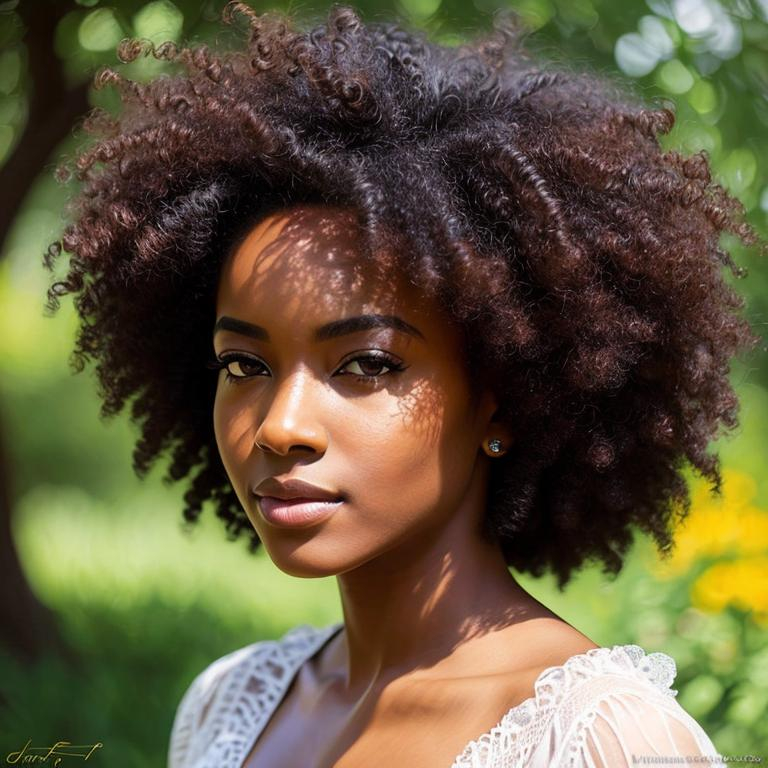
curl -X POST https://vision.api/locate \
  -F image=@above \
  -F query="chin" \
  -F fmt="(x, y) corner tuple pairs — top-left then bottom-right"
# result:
(261, 541), (350, 579)
(276, 563), (341, 579)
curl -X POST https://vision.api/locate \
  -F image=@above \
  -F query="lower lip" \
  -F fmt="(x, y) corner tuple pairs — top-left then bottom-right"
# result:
(257, 497), (344, 528)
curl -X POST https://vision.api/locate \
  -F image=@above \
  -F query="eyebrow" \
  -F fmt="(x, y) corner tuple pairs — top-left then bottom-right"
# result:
(213, 313), (425, 343)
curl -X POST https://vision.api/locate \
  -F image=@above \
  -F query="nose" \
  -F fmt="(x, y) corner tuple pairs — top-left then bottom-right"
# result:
(253, 367), (328, 456)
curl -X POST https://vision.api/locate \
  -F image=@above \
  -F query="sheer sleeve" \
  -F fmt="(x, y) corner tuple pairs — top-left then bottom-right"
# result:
(570, 688), (720, 767)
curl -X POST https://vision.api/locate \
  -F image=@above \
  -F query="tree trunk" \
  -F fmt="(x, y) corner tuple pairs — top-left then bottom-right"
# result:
(0, 2), (88, 663)
(0, 405), (66, 662)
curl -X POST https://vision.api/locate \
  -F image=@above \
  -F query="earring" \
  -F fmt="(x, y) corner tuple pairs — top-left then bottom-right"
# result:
(485, 438), (506, 457)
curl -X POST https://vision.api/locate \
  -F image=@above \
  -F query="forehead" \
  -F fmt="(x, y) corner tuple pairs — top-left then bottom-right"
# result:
(217, 204), (423, 319)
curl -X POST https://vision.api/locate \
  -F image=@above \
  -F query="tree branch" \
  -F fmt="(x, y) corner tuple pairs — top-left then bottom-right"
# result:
(0, 2), (89, 255)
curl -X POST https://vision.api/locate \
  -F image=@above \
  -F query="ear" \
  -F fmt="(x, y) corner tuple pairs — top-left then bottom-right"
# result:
(477, 391), (513, 458)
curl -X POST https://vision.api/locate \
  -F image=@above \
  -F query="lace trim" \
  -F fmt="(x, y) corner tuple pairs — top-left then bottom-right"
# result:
(182, 622), (342, 768)
(180, 622), (679, 768)
(448, 643), (678, 767)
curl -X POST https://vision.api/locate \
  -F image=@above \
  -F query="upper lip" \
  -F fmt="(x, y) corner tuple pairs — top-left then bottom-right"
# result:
(253, 477), (344, 502)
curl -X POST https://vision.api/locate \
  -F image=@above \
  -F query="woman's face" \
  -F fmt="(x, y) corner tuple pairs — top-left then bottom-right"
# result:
(212, 203), (499, 576)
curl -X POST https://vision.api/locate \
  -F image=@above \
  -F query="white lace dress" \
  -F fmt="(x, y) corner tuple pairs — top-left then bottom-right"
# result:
(167, 621), (720, 768)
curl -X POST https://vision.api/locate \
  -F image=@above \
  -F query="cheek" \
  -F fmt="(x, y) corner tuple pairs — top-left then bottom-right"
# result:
(212, 385), (252, 496)
(340, 383), (478, 522)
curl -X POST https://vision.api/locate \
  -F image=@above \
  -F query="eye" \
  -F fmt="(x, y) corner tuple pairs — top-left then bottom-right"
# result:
(337, 352), (406, 383)
(206, 353), (268, 382)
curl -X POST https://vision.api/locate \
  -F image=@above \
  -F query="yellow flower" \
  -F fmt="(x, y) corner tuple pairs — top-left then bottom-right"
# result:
(737, 508), (768, 555)
(654, 469), (767, 579)
(691, 557), (768, 616)
(689, 467), (756, 512)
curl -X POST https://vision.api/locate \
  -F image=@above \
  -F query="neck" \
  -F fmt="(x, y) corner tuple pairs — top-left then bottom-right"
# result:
(328, 475), (553, 697)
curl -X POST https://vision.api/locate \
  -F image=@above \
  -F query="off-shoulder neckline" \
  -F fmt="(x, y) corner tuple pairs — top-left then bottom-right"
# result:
(443, 633), (678, 766)
(256, 621), (678, 768)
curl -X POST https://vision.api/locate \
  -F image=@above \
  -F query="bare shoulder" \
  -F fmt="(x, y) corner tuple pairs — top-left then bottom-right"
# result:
(398, 615), (601, 717)
(515, 614), (601, 662)
(426, 613), (600, 683)
(469, 611), (600, 673)
(481, 615), (600, 704)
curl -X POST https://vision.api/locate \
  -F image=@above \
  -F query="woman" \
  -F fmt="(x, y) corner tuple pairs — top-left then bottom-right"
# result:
(44, 2), (762, 766)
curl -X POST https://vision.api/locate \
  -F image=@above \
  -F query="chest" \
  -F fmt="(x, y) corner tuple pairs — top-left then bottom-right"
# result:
(240, 667), (541, 768)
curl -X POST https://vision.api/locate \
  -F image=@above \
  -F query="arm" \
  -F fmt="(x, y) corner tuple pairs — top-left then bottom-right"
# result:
(569, 689), (720, 768)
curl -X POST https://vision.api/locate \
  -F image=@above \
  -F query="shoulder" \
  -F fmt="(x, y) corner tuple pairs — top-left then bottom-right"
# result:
(167, 622), (340, 768)
(544, 645), (720, 768)
(481, 617), (600, 698)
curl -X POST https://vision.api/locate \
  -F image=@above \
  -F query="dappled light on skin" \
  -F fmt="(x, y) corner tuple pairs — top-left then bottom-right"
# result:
(213, 203), (492, 566)
(213, 204), (454, 518)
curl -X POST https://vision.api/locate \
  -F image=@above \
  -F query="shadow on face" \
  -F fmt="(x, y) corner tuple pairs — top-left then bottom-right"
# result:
(211, 202), (497, 578)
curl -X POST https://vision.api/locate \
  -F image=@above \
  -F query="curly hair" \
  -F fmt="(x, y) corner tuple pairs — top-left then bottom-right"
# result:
(44, 1), (764, 590)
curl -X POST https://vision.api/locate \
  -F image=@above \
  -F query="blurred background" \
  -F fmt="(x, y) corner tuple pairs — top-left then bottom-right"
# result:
(0, 0), (767, 765)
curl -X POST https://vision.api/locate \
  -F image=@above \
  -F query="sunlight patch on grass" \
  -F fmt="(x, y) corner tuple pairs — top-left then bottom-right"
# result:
(13, 483), (342, 632)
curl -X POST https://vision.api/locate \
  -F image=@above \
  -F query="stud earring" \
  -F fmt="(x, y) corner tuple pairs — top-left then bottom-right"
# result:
(488, 438), (502, 453)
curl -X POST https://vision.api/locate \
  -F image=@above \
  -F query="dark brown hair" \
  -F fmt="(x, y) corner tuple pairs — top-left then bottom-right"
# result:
(44, 2), (764, 589)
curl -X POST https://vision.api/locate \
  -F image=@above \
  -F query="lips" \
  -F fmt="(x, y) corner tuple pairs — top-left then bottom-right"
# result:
(257, 496), (344, 528)
(252, 476), (344, 503)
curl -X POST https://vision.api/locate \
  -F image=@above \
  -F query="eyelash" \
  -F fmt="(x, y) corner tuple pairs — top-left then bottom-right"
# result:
(205, 351), (407, 386)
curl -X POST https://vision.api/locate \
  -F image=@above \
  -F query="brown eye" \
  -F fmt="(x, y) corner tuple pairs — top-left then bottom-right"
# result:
(338, 353), (405, 382)
(346, 358), (388, 377)
(227, 359), (264, 378)
(216, 354), (268, 381)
